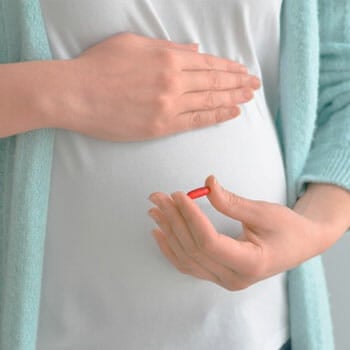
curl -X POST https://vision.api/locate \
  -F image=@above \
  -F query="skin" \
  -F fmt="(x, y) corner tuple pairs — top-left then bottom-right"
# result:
(0, 32), (260, 139)
(148, 175), (350, 291)
(62, 32), (260, 141)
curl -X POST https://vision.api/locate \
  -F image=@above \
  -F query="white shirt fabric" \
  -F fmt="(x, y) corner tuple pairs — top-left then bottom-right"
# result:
(37, 1), (289, 349)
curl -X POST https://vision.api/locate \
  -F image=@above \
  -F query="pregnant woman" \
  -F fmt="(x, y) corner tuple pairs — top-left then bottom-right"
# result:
(1, 1), (350, 350)
(37, 0), (288, 349)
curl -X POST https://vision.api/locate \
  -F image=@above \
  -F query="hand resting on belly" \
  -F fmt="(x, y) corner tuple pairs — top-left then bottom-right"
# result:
(46, 32), (261, 142)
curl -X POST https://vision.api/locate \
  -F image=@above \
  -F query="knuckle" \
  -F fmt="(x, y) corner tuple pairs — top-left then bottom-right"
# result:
(214, 108), (224, 123)
(235, 74), (243, 87)
(208, 70), (220, 90)
(197, 235), (214, 253)
(186, 245), (201, 259)
(116, 32), (139, 44)
(157, 49), (179, 69)
(230, 89), (238, 104)
(226, 60), (237, 72)
(225, 192), (242, 210)
(203, 53), (215, 68)
(157, 71), (180, 94)
(204, 90), (215, 108)
(222, 192), (253, 216)
(232, 74), (243, 88)
(154, 94), (172, 114)
(188, 111), (202, 129)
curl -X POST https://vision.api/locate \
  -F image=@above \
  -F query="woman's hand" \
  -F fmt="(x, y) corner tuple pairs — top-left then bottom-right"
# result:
(147, 175), (330, 291)
(49, 32), (260, 142)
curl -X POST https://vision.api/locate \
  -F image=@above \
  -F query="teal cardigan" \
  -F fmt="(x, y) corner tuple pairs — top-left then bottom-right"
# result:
(1, 0), (350, 349)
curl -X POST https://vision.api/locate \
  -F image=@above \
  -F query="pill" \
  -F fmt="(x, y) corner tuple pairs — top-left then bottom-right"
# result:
(186, 186), (211, 199)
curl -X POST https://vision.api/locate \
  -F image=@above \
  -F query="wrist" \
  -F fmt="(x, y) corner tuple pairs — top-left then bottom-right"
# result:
(0, 61), (66, 136)
(35, 58), (81, 131)
(293, 182), (350, 248)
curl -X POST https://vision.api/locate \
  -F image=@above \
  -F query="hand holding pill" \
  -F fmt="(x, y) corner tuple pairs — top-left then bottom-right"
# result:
(148, 174), (326, 291)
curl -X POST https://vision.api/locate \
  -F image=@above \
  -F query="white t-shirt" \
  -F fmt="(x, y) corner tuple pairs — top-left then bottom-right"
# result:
(37, 1), (289, 349)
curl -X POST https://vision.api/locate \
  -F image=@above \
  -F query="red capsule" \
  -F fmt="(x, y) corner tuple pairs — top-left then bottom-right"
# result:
(186, 186), (211, 199)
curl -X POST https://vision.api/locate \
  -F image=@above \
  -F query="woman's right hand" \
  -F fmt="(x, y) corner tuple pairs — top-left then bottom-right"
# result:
(52, 32), (260, 142)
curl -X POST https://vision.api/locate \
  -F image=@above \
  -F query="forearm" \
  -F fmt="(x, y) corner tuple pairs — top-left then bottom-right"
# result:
(0, 60), (70, 138)
(293, 182), (350, 250)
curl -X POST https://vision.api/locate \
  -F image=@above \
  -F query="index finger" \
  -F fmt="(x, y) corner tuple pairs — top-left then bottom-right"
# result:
(170, 191), (261, 275)
(177, 50), (248, 73)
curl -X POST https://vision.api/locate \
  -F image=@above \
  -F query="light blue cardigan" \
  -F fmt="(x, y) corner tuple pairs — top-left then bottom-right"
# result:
(0, 0), (350, 349)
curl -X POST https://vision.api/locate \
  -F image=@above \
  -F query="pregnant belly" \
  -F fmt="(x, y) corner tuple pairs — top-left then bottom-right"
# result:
(48, 96), (286, 253)
(38, 96), (288, 349)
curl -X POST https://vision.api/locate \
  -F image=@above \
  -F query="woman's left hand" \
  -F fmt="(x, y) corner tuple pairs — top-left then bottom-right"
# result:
(148, 175), (328, 291)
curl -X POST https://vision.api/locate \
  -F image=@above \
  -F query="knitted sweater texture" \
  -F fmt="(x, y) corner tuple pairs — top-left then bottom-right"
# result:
(0, 0), (349, 349)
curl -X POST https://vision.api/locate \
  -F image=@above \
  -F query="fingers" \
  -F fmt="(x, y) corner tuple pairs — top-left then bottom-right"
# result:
(121, 33), (248, 75)
(149, 206), (217, 281)
(152, 228), (249, 290)
(148, 203), (221, 283)
(175, 88), (254, 116)
(171, 107), (241, 134)
(148, 197), (243, 289)
(150, 191), (225, 266)
(176, 50), (248, 73)
(169, 192), (221, 251)
(149, 193), (199, 250)
(151, 228), (222, 284)
(180, 70), (260, 93)
(149, 192), (262, 290)
(169, 191), (264, 279)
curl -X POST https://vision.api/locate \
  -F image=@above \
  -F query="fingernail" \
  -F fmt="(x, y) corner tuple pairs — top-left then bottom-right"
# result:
(214, 176), (224, 192)
(148, 194), (157, 204)
(212, 176), (222, 191)
(148, 209), (160, 223)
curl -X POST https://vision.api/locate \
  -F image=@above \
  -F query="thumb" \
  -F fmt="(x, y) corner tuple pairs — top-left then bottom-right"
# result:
(205, 175), (264, 227)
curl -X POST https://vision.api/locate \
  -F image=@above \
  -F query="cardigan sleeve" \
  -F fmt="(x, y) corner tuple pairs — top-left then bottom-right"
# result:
(0, 1), (8, 63)
(296, 1), (350, 203)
